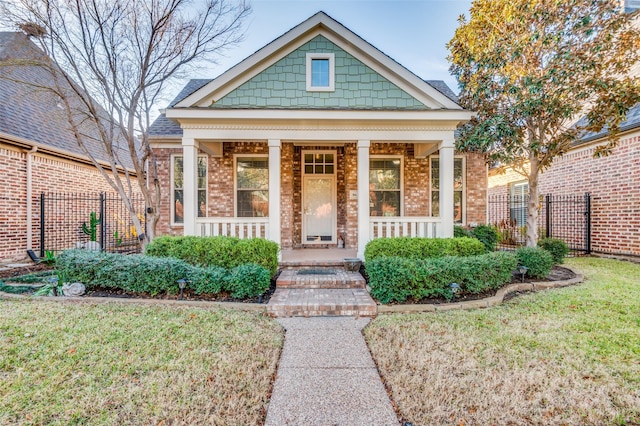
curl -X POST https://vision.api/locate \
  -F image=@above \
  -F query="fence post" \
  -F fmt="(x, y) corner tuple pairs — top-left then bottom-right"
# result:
(545, 194), (551, 238)
(585, 193), (591, 254)
(100, 192), (106, 251)
(40, 192), (45, 258)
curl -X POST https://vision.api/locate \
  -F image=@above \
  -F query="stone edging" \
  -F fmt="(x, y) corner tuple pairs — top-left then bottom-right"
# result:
(377, 267), (584, 314)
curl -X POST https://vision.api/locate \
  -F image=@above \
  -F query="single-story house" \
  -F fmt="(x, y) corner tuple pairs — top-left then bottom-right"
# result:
(0, 32), (136, 261)
(149, 12), (486, 259)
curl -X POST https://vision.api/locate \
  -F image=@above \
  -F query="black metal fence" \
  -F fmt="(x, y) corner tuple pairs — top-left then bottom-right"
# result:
(487, 193), (591, 254)
(38, 192), (146, 256)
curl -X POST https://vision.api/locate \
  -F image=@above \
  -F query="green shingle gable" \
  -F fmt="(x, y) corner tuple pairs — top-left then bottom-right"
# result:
(211, 35), (428, 110)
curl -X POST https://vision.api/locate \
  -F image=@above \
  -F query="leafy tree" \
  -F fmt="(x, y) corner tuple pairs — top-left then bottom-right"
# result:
(0, 0), (250, 247)
(448, 0), (640, 246)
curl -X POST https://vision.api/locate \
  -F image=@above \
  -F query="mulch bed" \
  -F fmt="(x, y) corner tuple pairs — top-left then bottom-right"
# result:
(0, 262), (53, 280)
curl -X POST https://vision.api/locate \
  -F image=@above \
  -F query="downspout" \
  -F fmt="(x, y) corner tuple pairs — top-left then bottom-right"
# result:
(26, 146), (38, 251)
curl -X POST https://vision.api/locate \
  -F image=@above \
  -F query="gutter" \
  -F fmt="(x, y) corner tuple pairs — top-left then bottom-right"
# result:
(26, 145), (37, 251)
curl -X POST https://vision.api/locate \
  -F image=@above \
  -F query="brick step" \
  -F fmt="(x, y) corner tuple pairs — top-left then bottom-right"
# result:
(279, 260), (346, 268)
(276, 268), (366, 289)
(267, 288), (377, 318)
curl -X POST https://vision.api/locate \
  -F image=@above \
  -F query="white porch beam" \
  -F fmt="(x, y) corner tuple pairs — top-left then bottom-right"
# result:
(357, 140), (370, 259)
(268, 139), (281, 253)
(439, 138), (455, 238)
(182, 137), (199, 236)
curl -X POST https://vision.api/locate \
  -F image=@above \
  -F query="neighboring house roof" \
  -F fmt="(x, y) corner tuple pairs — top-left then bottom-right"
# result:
(149, 11), (465, 138)
(0, 32), (134, 169)
(576, 102), (640, 144)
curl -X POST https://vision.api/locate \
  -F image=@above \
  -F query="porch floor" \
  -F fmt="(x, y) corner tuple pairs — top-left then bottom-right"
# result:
(280, 248), (358, 267)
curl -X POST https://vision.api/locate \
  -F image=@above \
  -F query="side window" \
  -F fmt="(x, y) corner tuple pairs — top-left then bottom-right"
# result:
(236, 156), (269, 217)
(172, 155), (207, 224)
(510, 181), (529, 226)
(430, 157), (465, 223)
(369, 158), (401, 216)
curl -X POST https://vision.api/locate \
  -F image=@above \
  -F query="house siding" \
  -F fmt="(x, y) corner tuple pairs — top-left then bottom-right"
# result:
(0, 143), (130, 261)
(211, 35), (427, 110)
(487, 132), (640, 256)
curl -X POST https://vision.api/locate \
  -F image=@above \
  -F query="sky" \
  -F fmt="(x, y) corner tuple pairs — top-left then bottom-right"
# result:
(170, 0), (474, 104)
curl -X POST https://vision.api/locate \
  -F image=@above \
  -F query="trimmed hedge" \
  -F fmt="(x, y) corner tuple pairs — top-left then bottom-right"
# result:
(56, 249), (269, 298)
(538, 238), (569, 264)
(145, 236), (279, 275)
(471, 224), (499, 252)
(364, 237), (485, 261)
(366, 251), (517, 304)
(516, 247), (554, 279)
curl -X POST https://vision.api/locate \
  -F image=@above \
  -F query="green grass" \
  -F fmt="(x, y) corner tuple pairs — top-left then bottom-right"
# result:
(365, 257), (640, 425)
(0, 300), (283, 425)
(0, 283), (36, 294)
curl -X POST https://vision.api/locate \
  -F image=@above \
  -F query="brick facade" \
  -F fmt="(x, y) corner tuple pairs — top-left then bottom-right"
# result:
(154, 142), (487, 249)
(487, 132), (640, 256)
(0, 142), (131, 261)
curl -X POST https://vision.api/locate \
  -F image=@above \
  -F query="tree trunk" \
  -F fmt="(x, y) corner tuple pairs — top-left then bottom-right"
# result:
(526, 156), (540, 247)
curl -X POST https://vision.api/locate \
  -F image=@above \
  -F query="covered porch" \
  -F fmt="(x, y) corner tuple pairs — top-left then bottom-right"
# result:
(173, 111), (468, 258)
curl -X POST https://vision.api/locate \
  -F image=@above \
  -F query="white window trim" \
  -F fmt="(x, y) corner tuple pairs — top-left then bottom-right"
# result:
(370, 155), (404, 217)
(234, 154), (269, 218)
(306, 53), (335, 92)
(170, 153), (208, 227)
(430, 155), (466, 224)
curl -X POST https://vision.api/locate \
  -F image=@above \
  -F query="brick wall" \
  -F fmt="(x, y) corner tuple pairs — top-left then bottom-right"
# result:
(154, 142), (487, 248)
(0, 143), (134, 261)
(487, 133), (640, 256)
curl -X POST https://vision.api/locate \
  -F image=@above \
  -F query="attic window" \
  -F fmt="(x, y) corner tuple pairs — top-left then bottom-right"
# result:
(306, 53), (335, 92)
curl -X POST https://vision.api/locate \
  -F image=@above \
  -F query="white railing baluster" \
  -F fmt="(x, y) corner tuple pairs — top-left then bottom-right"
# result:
(368, 217), (441, 240)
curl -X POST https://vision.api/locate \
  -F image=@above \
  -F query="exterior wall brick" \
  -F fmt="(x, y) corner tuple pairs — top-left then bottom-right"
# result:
(154, 142), (487, 249)
(487, 132), (640, 256)
(0, 143), (133, 261)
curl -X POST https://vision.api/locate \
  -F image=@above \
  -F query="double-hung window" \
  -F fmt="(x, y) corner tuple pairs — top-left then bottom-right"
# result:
(510, 181), (529, 226)
(369, 158), (402, 216)
(430, 156), (465, 223)
(236, 156), (269, 217)
(172, 155), (207, 224)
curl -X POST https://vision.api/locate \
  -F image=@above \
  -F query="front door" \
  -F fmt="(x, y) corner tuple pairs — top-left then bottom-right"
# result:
(302, 151), (336, 244)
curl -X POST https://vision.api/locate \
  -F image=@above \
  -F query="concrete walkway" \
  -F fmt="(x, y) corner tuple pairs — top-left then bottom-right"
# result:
(265, 317), (398, 426)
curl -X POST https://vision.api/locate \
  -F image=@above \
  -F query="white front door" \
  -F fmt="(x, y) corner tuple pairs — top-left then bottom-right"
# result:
(303, 176), (335, 243)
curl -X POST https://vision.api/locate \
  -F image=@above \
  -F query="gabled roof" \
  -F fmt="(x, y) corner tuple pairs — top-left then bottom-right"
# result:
(0, 32), (133, 168)
(173, 11), (462, 110)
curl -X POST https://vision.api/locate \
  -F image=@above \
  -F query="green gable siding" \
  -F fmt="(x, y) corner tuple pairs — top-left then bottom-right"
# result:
(211, 35), (427, 110)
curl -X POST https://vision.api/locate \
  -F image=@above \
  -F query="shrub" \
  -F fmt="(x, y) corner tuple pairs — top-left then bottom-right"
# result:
(56, 249), (226, 296)
(146, 236), (279, 275)
(191, 266), (228, 295)
(364, 237), (484, 261)
(366, 257), (417, 304)
(516, 247), (554, 279)
(538, 238), (569, 264)
(366, 251), (517, 304)
(226, 263), (271, 299)
(454, 225), (472, 238)
(471, 224), (499, 252)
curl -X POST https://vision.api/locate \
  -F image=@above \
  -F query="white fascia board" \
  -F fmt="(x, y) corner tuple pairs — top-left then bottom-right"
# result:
(175, 12), (463, 111)
(175, 14), (328, 108)
(165, 108), (473, 122)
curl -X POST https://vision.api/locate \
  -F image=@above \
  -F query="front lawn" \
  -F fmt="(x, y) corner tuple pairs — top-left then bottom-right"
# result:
(0, 300), (283, 425)
(365, 257), (640, 425)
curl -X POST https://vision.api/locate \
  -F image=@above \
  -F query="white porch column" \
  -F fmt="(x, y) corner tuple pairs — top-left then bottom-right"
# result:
(268, 139), (281, 251)
(182, 137), (198, 236)
(357, 140), (370, 259)
(439, 137), (455, 238)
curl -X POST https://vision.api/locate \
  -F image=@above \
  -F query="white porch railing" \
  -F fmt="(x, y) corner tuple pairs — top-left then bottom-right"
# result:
(369, 216), (441, 239)
(196, 217), (269, 239)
